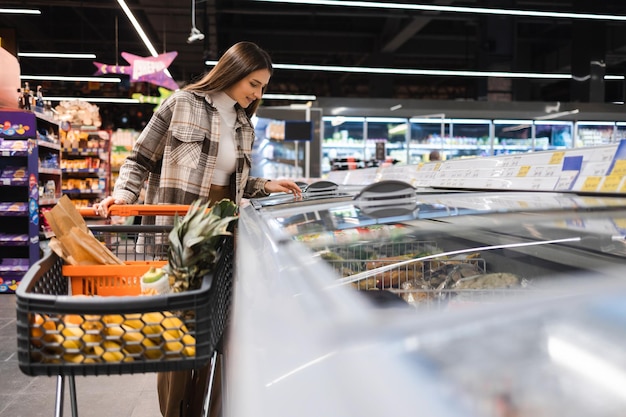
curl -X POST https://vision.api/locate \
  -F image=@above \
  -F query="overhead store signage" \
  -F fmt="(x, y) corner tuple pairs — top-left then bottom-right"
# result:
(131, 87), (173, 110)
(93, 51), (179, 90)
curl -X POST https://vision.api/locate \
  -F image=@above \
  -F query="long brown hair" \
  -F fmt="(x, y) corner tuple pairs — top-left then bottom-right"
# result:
(184, 41), (273, 117)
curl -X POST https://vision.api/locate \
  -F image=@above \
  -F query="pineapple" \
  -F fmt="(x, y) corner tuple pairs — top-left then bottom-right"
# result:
(165, 199), (238, 293)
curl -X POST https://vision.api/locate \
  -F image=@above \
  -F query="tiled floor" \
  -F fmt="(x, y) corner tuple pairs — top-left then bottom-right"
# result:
(0, 294), (162, 417)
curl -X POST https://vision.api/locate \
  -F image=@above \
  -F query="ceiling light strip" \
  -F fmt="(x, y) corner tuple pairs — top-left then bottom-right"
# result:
(0, 8), (41, 15)
(255, 0), (626, 21)
(263, 93), (317, 100)
(46, 96), (140, 104)
(18, 52), (97, 59)
(116, 0), (158, 57)
(275, 63), (572, 79)
(206, 60), (626, 80)
(117, 0), (173, 80)
(21, 75), (122, 83)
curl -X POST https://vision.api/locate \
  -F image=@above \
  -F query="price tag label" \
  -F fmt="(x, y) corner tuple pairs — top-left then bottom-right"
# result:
(549, 151), (565, 164)
(600, 175), (622, 192)
(581, 176), (602, 192)
(608, 160), (626, 176)
(517, 166), (530, 177)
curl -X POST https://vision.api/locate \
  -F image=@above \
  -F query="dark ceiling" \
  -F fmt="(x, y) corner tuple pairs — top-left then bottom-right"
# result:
(2, 0), (626, 124)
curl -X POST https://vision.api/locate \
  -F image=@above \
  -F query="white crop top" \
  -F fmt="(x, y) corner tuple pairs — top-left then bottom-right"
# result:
(210, 91), (238, 186)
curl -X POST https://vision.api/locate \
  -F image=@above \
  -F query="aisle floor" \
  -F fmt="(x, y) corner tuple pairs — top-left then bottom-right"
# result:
(0, 294), (163, 417)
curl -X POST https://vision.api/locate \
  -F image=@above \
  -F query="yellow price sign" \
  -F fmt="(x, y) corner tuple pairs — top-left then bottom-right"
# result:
(517, 166), (530, 177)
(608, 160), (626, 176)
(581, 176), (601, 192)
(549, 151), (565, 164)
(600, 175), (622, 192)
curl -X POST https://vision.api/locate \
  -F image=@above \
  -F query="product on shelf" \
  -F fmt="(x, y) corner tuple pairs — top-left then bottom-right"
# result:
(0, 109), (40, 293)
(60, 127), (110, 207)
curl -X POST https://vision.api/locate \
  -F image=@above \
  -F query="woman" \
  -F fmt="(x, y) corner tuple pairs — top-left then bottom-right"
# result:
(96, 41), (301, 218)
(95, 41), (302, 417)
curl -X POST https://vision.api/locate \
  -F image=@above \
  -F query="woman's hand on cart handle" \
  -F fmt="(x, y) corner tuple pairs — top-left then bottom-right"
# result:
(94, 196), (126, 217)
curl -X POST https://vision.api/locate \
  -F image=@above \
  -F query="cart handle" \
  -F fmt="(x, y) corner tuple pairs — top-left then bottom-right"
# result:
(79, 204), (191, 217)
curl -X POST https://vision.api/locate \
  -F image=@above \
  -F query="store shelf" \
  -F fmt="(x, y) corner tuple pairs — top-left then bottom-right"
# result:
(35, 113), (62, 239)
(109, 129), (138, 193)
(38, 140), (61, 151)
(0, 108), (40, 293)
(60, 128), (110, 209)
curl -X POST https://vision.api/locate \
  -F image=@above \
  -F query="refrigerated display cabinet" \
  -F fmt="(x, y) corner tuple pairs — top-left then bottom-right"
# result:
(575, 121), (616, 147)
(226, 184), (626, 417)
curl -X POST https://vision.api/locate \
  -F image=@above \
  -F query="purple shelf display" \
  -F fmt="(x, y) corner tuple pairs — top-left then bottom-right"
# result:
(0, 258), (29, 272)
(0, 233), (29, 246)
(0, 108), (40, 293)
(0, 202), (28, 215)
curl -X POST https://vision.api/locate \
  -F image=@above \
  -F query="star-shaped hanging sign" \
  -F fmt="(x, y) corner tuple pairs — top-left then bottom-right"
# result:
(93, 51), (179, 91)
(132, 87), (174, 110)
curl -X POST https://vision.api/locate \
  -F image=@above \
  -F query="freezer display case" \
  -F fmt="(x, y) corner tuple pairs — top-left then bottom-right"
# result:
(227, 183), (626, 417)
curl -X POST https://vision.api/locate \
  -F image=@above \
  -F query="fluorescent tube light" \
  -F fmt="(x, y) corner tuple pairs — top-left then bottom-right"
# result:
(206, 59), (609, 80)
(21, 75), (121, 83)
(255, 0), (626, 22)
(448, 119), (492, 124)
(366, 117), (406, 123)
(46, 96), (140, 104)
(274, 63), (571, 79)
(117, 0), (158, 57)
(117, 0), (173, 80)
(0, 8), (41, 15)
(322, 116), (366, 123)
(18, 52), (96, 59)
(117, 0), (173, 79)
(409, 118), (452, 123)
(576, 121), (616, 126)
(263, 93), (317, 100)
(494, 119), (533, 124)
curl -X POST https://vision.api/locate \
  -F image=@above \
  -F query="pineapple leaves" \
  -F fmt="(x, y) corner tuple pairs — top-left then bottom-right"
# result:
(165, 199), (238, 292)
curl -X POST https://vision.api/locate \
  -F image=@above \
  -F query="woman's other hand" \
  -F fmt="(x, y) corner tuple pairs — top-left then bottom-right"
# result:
(264, 179), (302, 198)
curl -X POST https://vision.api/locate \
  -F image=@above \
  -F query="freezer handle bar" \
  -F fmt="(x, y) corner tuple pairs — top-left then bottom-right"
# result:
(79, 204), (191, 218)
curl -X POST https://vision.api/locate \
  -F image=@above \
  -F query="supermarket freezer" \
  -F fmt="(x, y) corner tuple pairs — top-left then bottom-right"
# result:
(224, 184), (626, 417)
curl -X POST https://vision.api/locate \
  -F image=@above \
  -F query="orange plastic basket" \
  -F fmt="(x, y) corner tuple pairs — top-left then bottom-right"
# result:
(62, 261), (168, 296)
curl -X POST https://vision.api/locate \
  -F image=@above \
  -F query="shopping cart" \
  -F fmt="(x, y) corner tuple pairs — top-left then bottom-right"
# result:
(15, 205), (234, 417)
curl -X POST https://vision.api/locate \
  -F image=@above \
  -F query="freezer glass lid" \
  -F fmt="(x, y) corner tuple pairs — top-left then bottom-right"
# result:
(268, 185), (626, 311)
(268, 184), (626, 239)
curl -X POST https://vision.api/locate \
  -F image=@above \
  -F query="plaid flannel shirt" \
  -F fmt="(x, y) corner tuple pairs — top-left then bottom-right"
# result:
(113, 90), (269, 224)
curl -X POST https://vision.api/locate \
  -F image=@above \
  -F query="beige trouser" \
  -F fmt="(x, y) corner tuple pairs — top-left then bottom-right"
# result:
(157, 356), (222, 417)
(157, 185), (229, 417)
(157, 364), (211, 417)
